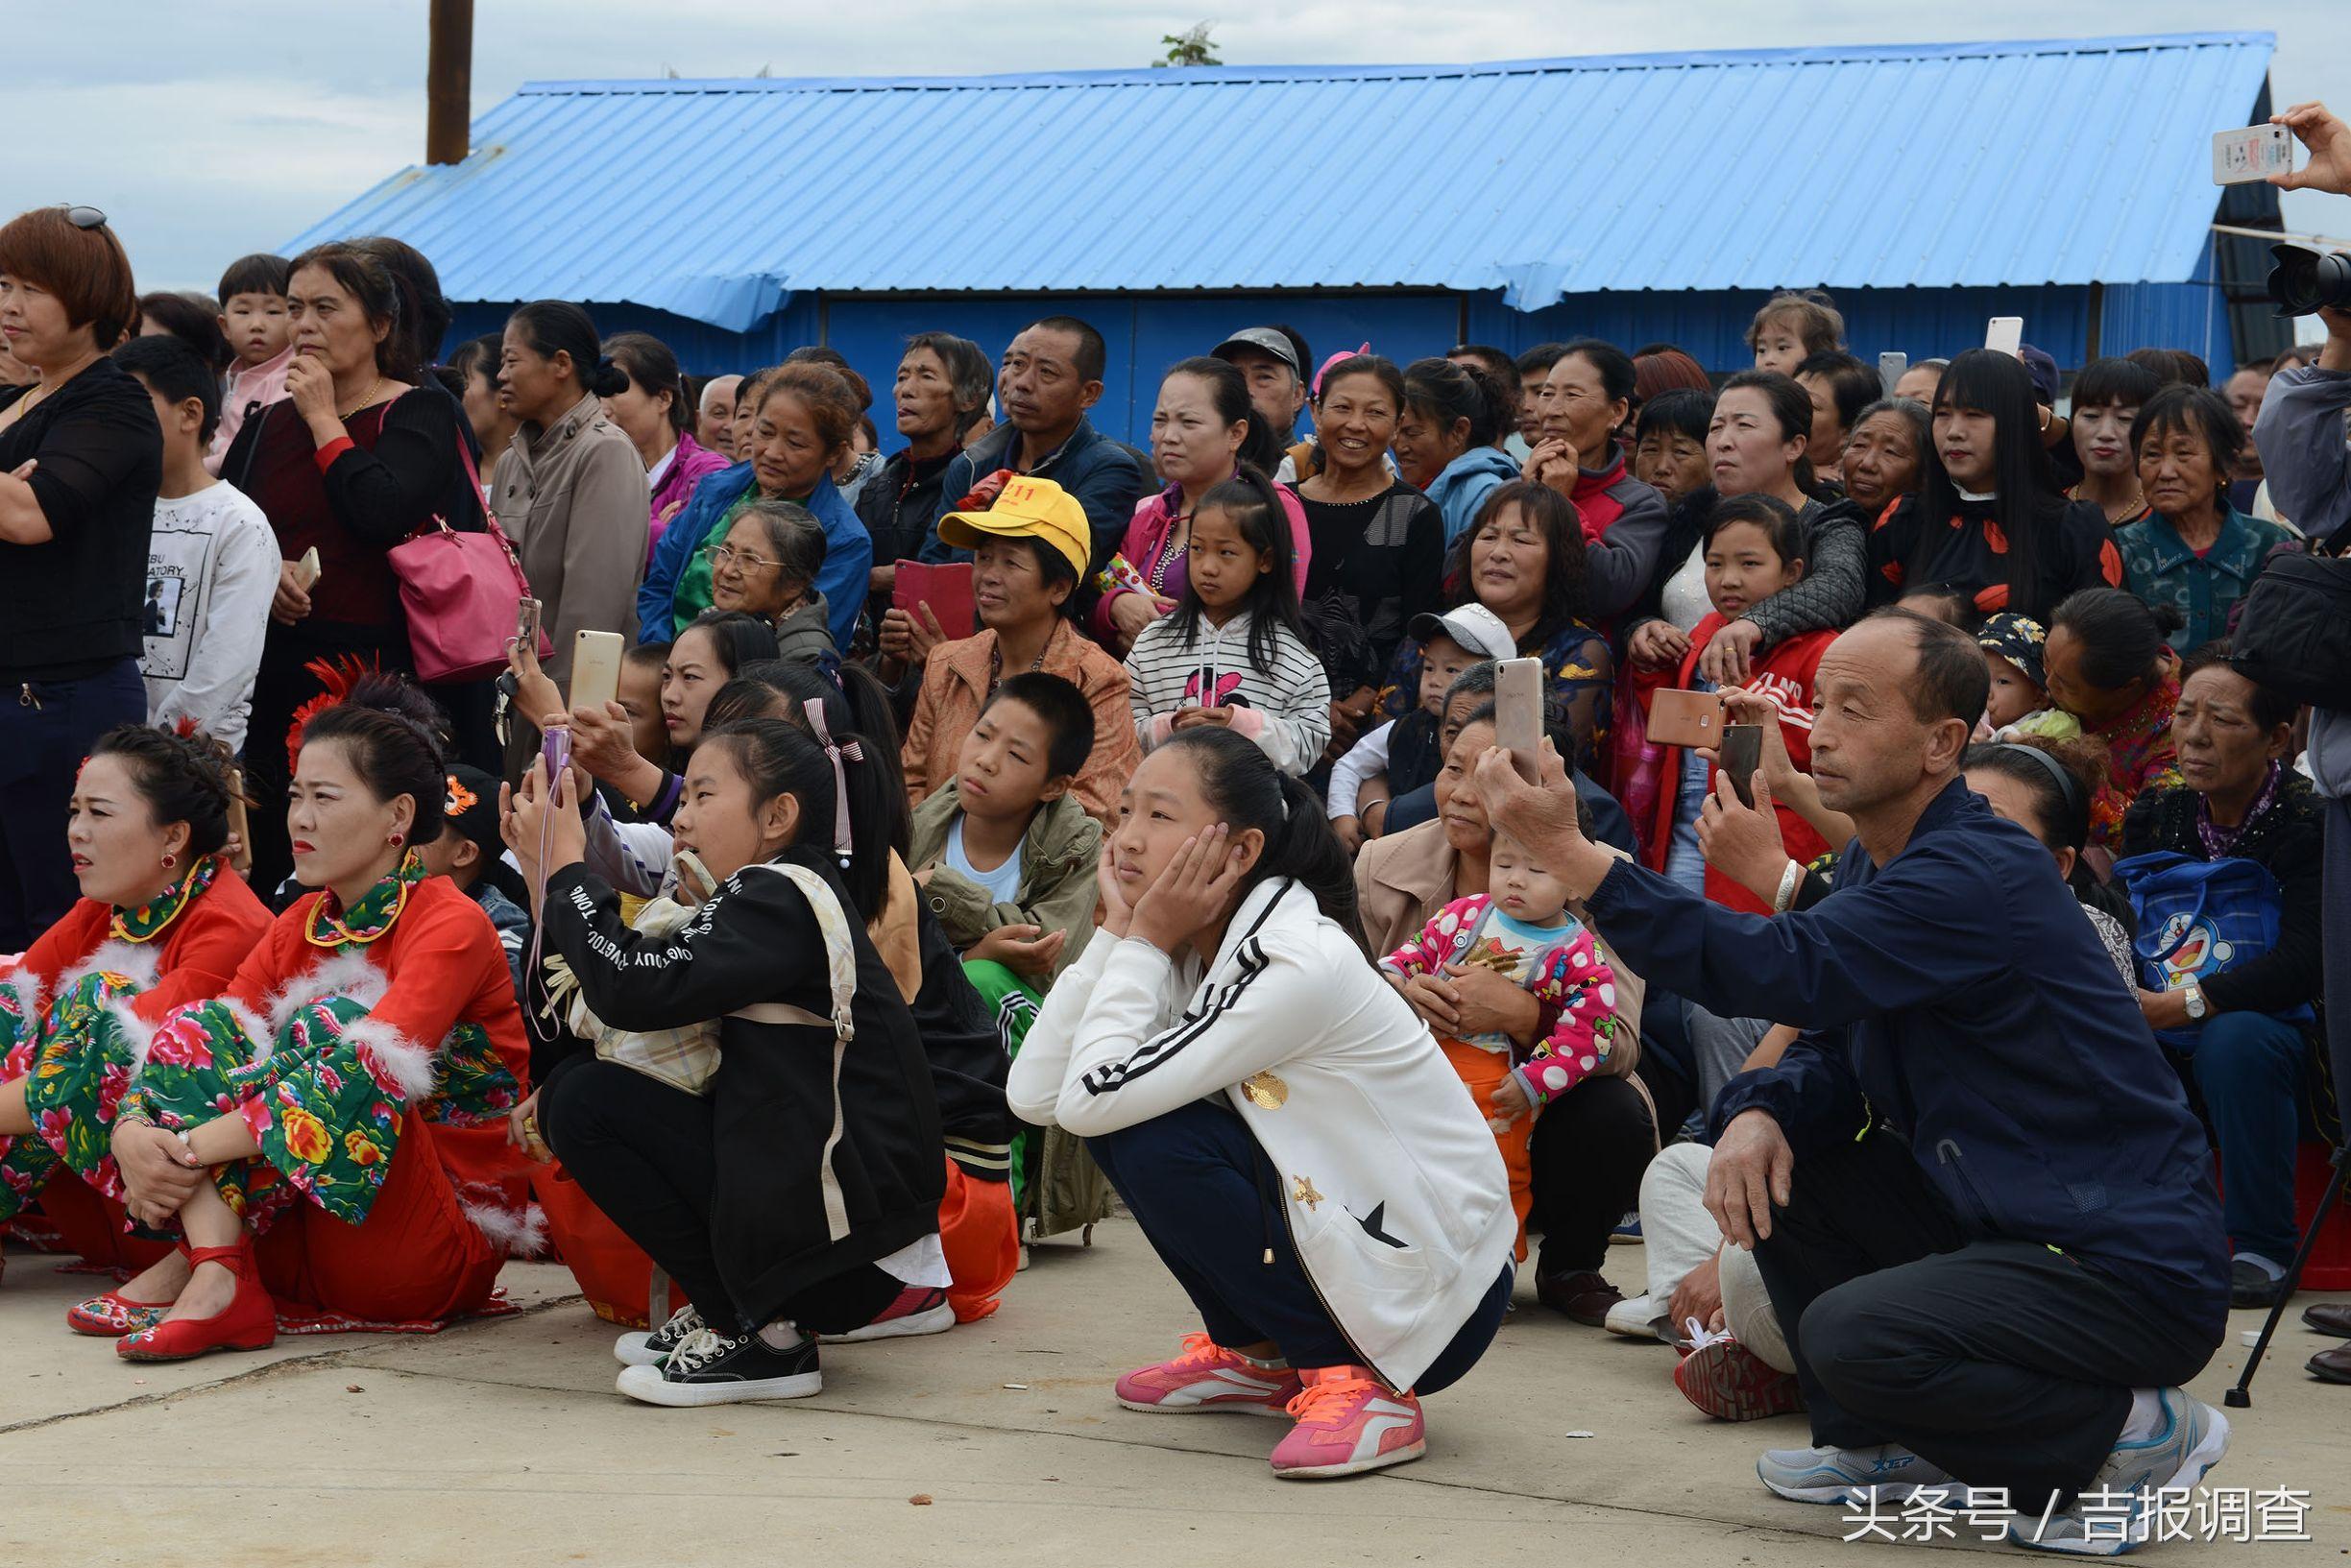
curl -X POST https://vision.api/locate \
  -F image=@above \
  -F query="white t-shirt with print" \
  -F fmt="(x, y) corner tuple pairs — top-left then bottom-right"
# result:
(142, 480), (278, 754)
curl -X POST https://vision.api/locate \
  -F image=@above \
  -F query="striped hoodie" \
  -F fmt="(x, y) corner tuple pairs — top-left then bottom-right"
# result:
(1126, 607), (1333, 777)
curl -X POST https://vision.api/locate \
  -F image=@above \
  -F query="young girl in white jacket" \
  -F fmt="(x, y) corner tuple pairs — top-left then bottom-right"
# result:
(1006, 726), (1514, 1481)
(1124, 467), (1331, 777)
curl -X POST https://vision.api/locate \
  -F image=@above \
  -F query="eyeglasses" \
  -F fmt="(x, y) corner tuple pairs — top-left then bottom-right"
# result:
(710, 543), (781, 572)
(57, 205), (107, 230)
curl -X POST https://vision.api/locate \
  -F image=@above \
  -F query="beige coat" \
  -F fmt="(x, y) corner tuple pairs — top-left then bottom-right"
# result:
(1353, 819), (1647, 1081)
(492, 392), (649, 681)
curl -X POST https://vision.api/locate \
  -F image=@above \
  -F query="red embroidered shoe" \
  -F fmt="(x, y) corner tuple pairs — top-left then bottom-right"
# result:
(116, 1242), (275, 1363)
(68, 1244), (186, 1338)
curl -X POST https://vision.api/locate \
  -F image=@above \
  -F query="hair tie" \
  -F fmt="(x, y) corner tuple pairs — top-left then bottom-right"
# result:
(804, 698), (862, 862)
(1988, 742), (2083, 825)
(814, 648), (847, 696)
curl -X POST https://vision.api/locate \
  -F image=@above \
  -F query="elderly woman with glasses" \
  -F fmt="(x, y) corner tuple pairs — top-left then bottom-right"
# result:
(708, 497), (834, 663)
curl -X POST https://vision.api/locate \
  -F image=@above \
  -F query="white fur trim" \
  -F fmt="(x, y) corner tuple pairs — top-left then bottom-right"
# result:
(263, 950), (390, 1035)
(461, 1198), (547, 1258)
(336, 1015), (440, 1102)
(0, 966), (49, 1028)
(105, 996), (165, 1073)
(58, 938), (163, 999)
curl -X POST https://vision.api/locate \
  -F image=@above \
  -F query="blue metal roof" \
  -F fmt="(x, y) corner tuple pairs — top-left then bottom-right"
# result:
(289, 33), (2275, 331)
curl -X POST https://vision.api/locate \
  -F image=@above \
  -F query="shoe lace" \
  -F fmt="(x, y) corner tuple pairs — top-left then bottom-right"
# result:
(1684, 1317), (1735, 1353)
(665, 1326), (735, 1373)
(1284, 1373), (1385, 1428)
(1168, 1331), (1231, 1370)
(654, 1305), (703, 1346)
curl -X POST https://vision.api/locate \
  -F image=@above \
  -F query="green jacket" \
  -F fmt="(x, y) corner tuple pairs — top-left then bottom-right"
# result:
(2116, 507), (2297, 655)
(909, 782), (1102, 980)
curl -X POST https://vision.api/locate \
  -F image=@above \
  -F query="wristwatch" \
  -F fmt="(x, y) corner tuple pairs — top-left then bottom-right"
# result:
(2183, 982), (2209, 1023)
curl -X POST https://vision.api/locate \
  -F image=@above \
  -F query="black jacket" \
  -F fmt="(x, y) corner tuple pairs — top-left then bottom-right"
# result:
(906, 900), (1016, 1181)
(0, 358), (160, 681)
(541, 849), (946, 1322)
(2121, 777), (2325, 1023)
(856, 446), (958, 577)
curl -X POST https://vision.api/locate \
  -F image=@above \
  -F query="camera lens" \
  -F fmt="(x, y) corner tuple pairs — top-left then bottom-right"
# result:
(2267, 244), (2351, 317)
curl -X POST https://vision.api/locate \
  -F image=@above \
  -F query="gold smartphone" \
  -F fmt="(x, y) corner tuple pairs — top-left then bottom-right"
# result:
(226, 768), (253, 875)
(569, 630), (626, 713)
(1494, 657), (1546, 783)
(1648, 687), (1725, 749)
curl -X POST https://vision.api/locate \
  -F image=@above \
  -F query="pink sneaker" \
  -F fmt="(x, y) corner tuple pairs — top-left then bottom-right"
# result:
(1115, 1332), (1302, 1414)
(819, 1285), (956, 1344)
(1674, 1333), (1805, 1422)
(1268, 1365), (1426, 1479)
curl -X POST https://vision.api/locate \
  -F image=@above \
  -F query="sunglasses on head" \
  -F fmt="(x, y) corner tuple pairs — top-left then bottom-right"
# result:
(57, 205), (106, 230)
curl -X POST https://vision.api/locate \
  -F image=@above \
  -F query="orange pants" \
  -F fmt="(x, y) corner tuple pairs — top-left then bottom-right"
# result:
(939, 1158), (1018, 1323)
(1442, 1039), (1533, 1262)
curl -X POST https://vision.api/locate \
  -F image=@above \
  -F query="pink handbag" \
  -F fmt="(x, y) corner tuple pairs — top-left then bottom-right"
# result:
(387, 426), (551, 682)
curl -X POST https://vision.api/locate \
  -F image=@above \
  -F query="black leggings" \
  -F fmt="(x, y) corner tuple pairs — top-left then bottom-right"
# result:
(1526, 1072), (1657, 1278)
(539, 1054), (899, 1336)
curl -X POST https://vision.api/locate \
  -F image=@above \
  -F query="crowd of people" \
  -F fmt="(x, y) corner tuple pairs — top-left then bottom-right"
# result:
(0, 97), (2348, 1551)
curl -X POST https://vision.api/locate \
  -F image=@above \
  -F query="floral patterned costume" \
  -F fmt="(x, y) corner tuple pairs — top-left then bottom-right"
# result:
(0, 856), (271, 1238)
(102, 854), (538, 1323)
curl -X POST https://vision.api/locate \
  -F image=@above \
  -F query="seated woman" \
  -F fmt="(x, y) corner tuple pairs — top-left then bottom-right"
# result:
(707, 498), (835, 662)
(511, 716), (948, 1406)
(1007, 728), (1515, 1480)
(96, 679), (533, 1360)
(1355, 710), (1653, 1328)
(898, 477), (1139, 824)
(1378, 482), (1613, 776)
(0, 728), (272, 1309)
(2119, 649), (2322, 1311)
(1635, 495), (1835, 901)
(2044, 587), (2184, 854)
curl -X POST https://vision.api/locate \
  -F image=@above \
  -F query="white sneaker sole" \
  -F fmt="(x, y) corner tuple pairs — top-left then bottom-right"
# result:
(1116, 1393), (1294, 1417)
(1272, 1436), (1427, 1479)
(614, 1332), (662, 1367)
(615, 1363), (823, 1407)
(1603, 1312), (1667, 1340)
(1759, 1462), (1944, 1506)
(818, 1301), (957, 1343)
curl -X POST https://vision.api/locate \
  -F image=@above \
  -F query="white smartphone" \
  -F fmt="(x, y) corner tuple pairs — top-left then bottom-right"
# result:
(1494, 656), (1545, 784)
(1984, 317), (2024, 357)
(2213, 125), (2291, 186)
(289, 546), (322, 591)
(1878, 350), (1907, 388)
(570, 629), (625, 712)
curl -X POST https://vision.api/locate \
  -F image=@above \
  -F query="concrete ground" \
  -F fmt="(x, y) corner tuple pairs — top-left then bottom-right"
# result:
(2, 1228), (2344, 1565)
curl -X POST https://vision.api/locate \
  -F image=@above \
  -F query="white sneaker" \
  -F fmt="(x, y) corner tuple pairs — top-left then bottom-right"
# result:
(614, 1303), (703, 1367)
(615, 1325), (823, 1407)
(2008, 1389), (2230, 1556)
(1603, 1293), (1670, 1341)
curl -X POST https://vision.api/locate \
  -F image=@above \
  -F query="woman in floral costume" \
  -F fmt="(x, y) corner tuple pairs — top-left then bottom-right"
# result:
(100, 678), (533, 1362)
(0, 727), (272, 1305)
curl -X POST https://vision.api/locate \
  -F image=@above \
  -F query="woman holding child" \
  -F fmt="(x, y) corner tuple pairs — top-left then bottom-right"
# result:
(1009, 727), (1514, 1480)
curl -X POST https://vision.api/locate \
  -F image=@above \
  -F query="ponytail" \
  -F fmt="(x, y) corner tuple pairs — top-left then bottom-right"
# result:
(1163, 727), (1367, 955)
(700, 714), (896, 924)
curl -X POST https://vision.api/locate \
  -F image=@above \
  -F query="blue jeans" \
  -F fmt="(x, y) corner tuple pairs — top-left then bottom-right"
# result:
(2187, 1011), (2310, 1264)
(1087, 1098), (1511, 1393)
(0, 661), (147, 951)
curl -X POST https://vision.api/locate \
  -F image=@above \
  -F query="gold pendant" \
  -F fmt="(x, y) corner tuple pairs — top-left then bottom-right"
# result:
(1240, 1070), (1288, 1110)
(1291, 1175), (1323, 1212)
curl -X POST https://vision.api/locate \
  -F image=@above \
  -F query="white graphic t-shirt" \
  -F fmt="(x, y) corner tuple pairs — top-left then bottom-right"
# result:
(142, 480), (278, 753)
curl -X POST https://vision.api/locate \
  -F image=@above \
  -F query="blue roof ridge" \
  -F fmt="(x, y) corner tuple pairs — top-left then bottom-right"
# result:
(516, 31), (2274, 96)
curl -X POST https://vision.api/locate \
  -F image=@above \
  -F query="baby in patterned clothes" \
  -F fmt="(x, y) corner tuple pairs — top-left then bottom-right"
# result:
(1379, 832), (1617, 1258)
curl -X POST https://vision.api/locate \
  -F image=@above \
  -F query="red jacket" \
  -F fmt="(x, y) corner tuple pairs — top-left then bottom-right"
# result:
(1636, 614), (1836, 914)
(6, 860), (271, 1024)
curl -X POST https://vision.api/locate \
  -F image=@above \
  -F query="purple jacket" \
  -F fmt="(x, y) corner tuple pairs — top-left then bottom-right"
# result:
(646, 431), (734, 565)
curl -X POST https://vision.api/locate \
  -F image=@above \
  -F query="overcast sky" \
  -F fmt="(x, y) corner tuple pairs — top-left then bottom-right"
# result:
(30, 2), (2351, 294)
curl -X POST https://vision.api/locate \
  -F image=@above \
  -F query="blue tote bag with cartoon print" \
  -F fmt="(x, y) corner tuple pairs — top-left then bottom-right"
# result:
(2114, 850), (2314, 1051)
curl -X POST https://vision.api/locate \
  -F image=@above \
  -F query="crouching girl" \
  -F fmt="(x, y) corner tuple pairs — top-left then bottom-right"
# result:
(1007, 727), (1515, 1480)
(509, 715), (947, 1408)
(99, 680), (534, 1360)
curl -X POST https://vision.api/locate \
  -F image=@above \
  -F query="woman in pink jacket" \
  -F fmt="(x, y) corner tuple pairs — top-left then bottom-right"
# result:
(1093, 357), (1309, 654)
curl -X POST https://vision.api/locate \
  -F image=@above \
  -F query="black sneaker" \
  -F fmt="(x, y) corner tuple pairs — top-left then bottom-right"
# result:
(2229, 1258), (2287, 1310)
(614, 1303), (704, 1368)
(616, 1325), (823, 1407)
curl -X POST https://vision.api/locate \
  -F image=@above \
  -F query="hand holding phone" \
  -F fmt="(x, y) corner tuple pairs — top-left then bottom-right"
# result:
(569, 630), (624, 713)
(514, 596), (542, 652)
(289, 547), (322, 591)
(1494, 657), (1545, 783)
(2214, 124), (2292, 185)
(1718, 724), (1763, 808)
(1647, 687), (1724, 749)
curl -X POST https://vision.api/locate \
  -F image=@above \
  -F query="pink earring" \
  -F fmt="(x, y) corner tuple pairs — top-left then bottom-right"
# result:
(389, 832), (404, 848)
(160, 852), (177, 870)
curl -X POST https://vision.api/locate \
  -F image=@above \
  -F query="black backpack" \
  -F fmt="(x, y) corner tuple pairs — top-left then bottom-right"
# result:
(2229, 550), (2351, 712)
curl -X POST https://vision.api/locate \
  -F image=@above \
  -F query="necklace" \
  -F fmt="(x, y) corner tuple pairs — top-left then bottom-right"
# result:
(986, 633), (1049, 695)
(4, 351), (100, 424)
(335, 376), (386, 420)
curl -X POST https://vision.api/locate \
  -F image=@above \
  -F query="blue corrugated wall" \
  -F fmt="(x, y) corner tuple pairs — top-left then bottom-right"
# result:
(444, 281), (2239, 448)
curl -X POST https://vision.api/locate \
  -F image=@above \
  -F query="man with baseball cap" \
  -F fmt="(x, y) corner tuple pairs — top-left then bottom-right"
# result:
(1213, 325), (1312, 445)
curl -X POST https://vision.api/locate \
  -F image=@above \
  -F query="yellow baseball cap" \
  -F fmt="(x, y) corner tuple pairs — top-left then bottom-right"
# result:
(938, 475), (1091, 579)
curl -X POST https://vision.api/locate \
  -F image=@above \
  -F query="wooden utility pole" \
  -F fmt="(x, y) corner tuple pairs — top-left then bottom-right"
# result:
(425, 0), (473, 165)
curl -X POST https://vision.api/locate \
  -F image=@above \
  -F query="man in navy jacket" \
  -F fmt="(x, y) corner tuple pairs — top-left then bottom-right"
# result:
(1476, 609), (2229, 1547)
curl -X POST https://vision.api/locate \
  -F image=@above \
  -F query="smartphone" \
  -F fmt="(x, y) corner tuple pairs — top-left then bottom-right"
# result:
(1718, 724), (1763, 808)
(1984, 317), (2024, 357)
(225, 768), (253, 876)
(1647, 687), (1724, 749)
(2214, 124), (2292, 185)
(570, 629), (625, 713)
(542, 722), (572, 795)
(514, 596), (542, 652)
(1878, 350), (1907, 388)
(1494, 656), (1545, 783)
(290, 546), (322, 591)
